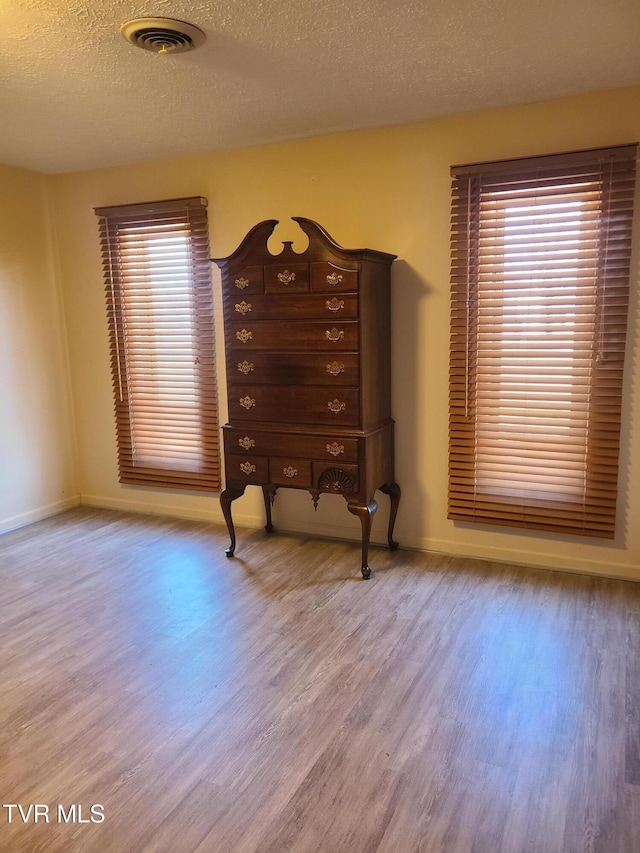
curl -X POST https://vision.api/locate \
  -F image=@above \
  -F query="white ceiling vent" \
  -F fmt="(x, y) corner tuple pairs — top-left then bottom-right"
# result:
(120, 18), (206, 55)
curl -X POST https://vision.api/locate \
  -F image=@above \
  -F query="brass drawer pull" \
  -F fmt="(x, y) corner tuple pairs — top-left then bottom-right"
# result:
(236, 328), (253, 343)
(325, 327), (345, 342)
(326, 297), (344, 313)
(240, 462), (256, 475)
(327, 399), (346, 413)
(237, 360), (254, 374)
(235, 277), (250, 289)
(239, 396), (256, 410)
(238, 436), (255, 450)
(235, 301), (252, 315)
(283, 466), (298, 478)
(326, 442), (345, 456)
(326, 272), (343, 286)
(326, 360), (345, 376)
(277, 269), (296, 284)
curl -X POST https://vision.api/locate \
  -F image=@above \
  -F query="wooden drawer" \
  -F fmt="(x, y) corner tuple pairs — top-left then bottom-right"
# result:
(264, 263), (309, 293)
(227, 320), (358, 351)
(270, 458), (312, 487)
(224, 265), (264, 296)
(224, 428), (360, 462)
(223, 293), (358, 321)
(313, 462), (360, 494)
(225, 453), (268, 484)
(228, 385), (360, 426)
(311, 262), (359, 293)
(228, 352), (359, 385)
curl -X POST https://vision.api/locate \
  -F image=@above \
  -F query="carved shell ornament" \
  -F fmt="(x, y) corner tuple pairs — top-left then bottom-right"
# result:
(234, 301), (252, 315)
(236, 328), (253, 343)
(277, 269), (296, 284)
(235, 277), (250, 290)
(318, 468), (356, 494)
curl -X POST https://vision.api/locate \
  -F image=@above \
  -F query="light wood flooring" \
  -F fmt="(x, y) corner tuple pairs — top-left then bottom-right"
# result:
(1, 507), (640, 852)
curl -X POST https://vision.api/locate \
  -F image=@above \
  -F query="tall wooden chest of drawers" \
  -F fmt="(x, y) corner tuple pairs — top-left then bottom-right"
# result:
(213, 217), (400, 578)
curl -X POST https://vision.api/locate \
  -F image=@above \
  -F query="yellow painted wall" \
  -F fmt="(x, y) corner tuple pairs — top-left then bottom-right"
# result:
(50, 85), (640, 579)
(0, 164), (78, 531)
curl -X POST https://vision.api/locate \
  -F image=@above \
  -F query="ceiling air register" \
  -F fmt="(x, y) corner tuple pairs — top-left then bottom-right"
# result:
(120, 18), (206, 55)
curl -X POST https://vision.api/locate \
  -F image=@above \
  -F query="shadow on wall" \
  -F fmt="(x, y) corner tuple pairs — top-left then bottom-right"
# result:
(269, 256), (434, 549)
(388, 258), (433, 547)
(609, 226), (640, 551)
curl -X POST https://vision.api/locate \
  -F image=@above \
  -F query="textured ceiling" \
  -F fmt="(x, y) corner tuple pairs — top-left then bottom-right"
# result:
(1, 0), (639, 174)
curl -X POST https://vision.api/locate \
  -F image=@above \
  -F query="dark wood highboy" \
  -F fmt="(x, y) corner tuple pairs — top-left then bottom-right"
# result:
(213, 218), (400, 579)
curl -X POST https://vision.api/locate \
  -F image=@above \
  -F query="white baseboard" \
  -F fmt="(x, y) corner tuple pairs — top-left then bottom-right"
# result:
(77, 495), (640, 583)
(78, 495), (381, 542)
(265, 527), (640, 582)
(398, 534), (640, 583)
(273, 517), (388, 547)
(79, 494), (232, 526)
(0, 495), (81, 535)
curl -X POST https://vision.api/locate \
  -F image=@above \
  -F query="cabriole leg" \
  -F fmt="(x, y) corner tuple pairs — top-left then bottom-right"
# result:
(347, 499), (378, 579)
(220, 484), (246, 557)
(262, 485), (278, 533)
(379, 481), (401, 551)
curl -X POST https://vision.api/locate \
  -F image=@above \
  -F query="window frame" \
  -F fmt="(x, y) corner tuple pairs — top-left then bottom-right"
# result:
(448, 145), (637, 537)
(95, 196), (220, 492)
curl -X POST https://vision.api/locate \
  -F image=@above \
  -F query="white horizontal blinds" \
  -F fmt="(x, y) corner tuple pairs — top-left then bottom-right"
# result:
(96, 197), (220, 491)
(449, 145), (637, 537)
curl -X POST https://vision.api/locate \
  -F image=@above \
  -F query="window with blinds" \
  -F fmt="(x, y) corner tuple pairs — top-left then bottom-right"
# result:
(449, 145), (637, 537)
(95, 197), (220, 491)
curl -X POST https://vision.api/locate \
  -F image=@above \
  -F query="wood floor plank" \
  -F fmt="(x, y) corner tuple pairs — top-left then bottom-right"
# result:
(1, 507), (639, 852)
